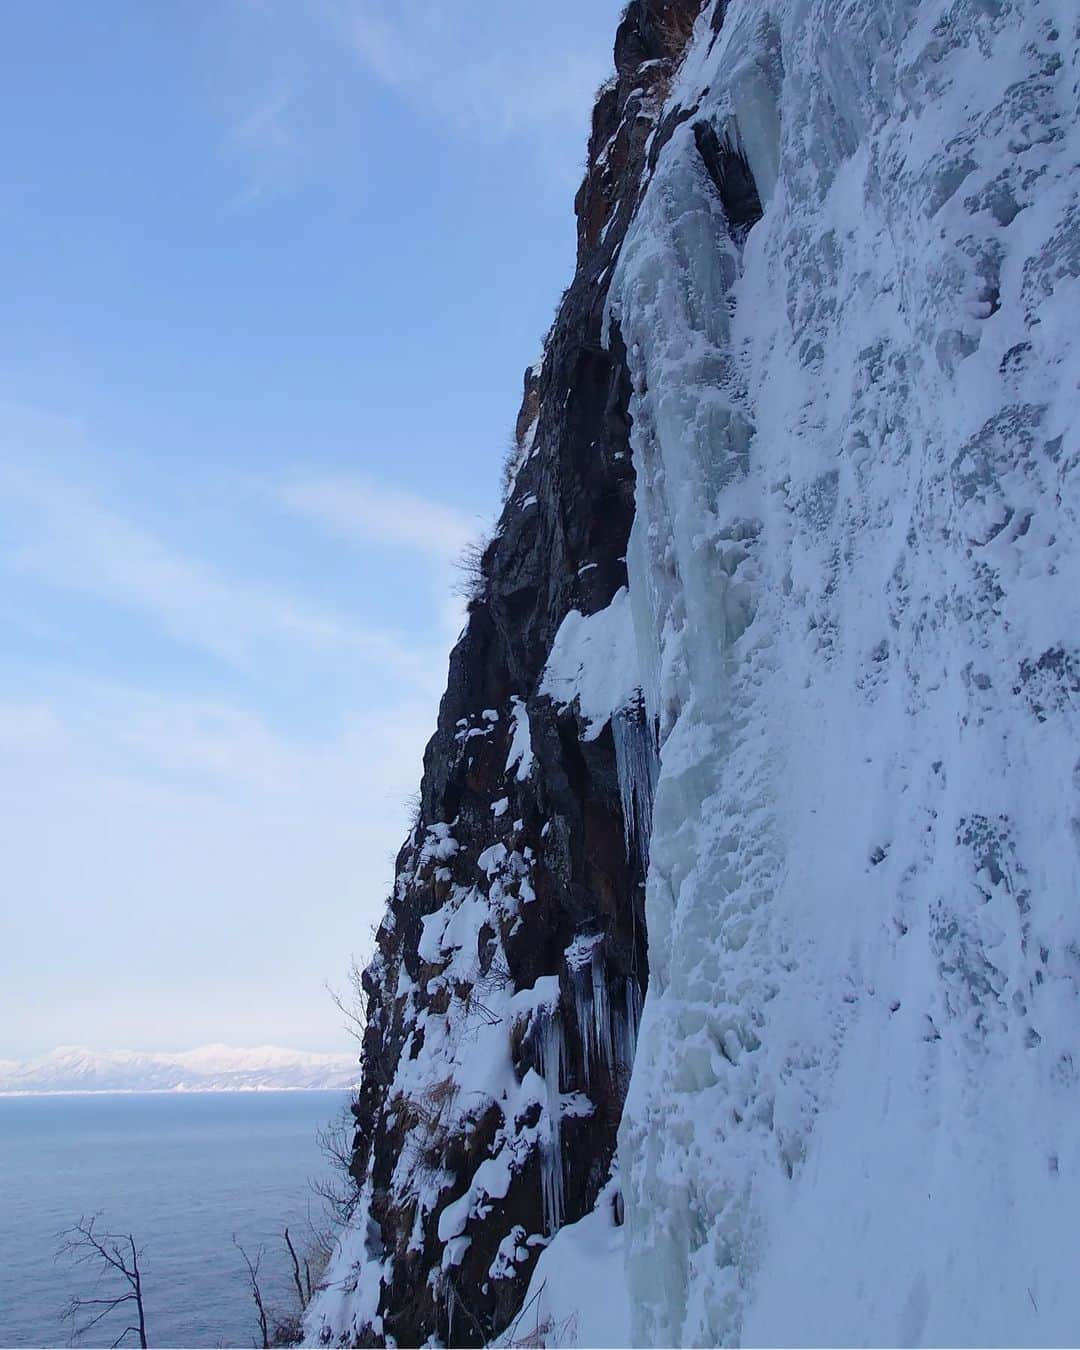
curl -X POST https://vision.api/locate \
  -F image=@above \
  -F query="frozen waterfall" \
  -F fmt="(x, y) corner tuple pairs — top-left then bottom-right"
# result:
(608, 0), (1080, 1344)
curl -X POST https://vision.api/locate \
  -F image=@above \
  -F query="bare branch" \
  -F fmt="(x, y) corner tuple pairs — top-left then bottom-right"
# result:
(324, 957), (367, 1046)
(283, 1228), (305, 1312)
(56, 1216), (149, 1349)
(234, 1237), (269, 1350)
(307, 1170), (361, 1224)
(311, 1105), (363, 1223)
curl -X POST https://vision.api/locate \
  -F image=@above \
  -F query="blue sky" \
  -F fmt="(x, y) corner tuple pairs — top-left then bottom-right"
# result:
(0, 1), (625, 1057)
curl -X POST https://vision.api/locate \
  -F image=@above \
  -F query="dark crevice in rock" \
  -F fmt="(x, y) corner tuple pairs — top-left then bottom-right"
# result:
(694, 118), (764, 238)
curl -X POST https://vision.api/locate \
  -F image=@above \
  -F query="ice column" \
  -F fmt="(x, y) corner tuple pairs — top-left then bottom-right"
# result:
(612, 695), (659, 874)
(568, 935), (624, 1088)
(615, 976), (643, 1073)
(536, 1010), (565, 1235)
(569, 950), (596, 1086)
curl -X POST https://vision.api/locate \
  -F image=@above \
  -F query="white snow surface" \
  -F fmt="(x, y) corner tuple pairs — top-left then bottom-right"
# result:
(493, 1176), (631, 1350)
(540, 587), (641, 739)
(506, 695), (536, 781)
(0, 1044), (358, 1094)
(606, 0), (1080, 1345)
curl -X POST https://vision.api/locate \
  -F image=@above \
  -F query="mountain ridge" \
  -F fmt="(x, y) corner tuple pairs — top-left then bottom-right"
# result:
(0, 1043), (358, 1095)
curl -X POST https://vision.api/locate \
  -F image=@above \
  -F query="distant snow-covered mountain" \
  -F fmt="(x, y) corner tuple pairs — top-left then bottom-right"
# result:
(0, 1044), (358, 1094)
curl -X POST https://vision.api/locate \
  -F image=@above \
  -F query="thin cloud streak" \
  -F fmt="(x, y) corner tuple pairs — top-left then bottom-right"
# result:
(0, 463), (426, 679)
(0, 677), (433, 814)
(343, 2), (611, 141)
(279, 472), (478, 562)
(213, 1), (621, 207)
(227, 84), (301, 205)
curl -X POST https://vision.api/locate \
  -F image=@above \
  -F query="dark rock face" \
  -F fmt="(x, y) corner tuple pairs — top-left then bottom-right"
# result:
(327, 4), (703, 1346)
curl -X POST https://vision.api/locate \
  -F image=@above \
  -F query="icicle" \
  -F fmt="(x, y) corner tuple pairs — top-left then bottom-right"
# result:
(568, 935), (636, 1086)
(536, 1009), (565, 1235)
(615, 976), (644, 1073)
(591, 947), (615, 1074)
(571, 960), (593, 1086)
(612, 695), (659, 874)
(567, 933), (609, 1088)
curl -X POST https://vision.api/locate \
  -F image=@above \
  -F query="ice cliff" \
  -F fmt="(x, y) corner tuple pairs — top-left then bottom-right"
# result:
(309, 0), (1080, 1345)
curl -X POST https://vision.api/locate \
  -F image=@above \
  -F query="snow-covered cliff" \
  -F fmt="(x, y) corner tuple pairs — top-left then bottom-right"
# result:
(311, 0), (1080, 1344)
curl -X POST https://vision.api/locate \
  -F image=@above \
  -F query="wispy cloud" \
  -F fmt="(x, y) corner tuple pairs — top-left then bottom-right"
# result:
(227, 84), (301, 205)
(0, 676), (432, 812)
(343, 2), (610, 141)
(0, 463), (424, 677)
(279, 472), (478, 562)
(215, 1), (620, 204)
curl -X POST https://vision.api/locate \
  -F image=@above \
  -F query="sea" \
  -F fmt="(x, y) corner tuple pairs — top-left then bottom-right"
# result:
(0, 1090), (350, 1348)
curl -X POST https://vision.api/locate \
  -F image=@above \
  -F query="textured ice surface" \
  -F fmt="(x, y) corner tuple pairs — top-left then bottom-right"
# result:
(608, 0), (1080, 1344)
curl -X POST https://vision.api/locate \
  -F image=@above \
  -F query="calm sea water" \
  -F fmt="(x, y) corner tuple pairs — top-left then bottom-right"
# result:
(0, 1091), (349, 1348)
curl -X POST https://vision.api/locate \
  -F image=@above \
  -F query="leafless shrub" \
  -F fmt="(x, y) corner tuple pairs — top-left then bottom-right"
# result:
(457, 980), (503, 1027)
(234, 1238), (270, 1350)
(412, 1074), (460, 1139)
(325, 957), (366, 1047)
(235, 1225), (327, 1349)
(312, 1104), (363, 1223)
(403, 789), (422, 830)
(283, 1228), (306, 1311)
(423, 1075), (460, 1115)
(325, 953), (391, 1080)
(452, 537), (490, 602)
(476, 955), (514, 997)
(444, 1272), (489, 1343)
(511, 1311), (580, 1348)
(655, 4), (698, 61)
(395, 1076), (463, 1177)
(593, 73), (618, 104)
(268, 1310), (303, 1347)
(299, 1211), (335, 1289)
(513, 1316), (554, 1349)
(501, 433), (526, 500)
(56, 1215), (149, 1349)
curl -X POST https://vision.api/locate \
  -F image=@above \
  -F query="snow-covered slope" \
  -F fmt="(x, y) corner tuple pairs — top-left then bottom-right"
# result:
(310, 0), (1080, 1344)
(0, 1045), (357, 1093)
